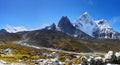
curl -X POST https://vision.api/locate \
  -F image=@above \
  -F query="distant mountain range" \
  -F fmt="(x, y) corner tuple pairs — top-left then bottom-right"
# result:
(1, 12), (120, 39)
(3, 25), (30, 33)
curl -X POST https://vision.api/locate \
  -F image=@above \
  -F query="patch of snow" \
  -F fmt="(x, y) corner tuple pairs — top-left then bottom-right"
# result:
(95, 19), (117, 39)
(4, 25), (33, 33)
(95, 19), (112, 33)
(74, 34), (78, 37)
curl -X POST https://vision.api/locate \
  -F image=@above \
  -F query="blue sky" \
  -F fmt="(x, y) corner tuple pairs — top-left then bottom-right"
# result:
(0, 0), (120, 32)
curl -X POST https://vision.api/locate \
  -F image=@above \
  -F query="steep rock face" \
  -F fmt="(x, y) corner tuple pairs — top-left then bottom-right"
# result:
(73, 12), (98, 36)
(57, 16), (76, 35)
(95, 19), (120, 39)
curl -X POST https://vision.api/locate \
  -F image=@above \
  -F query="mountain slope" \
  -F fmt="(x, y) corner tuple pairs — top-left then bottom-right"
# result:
(0, 33), (20, 42)
(16, 29), (120, 52)
(73, 12), (98, 36)
(17, 30), (91, 52)
(0, 29), (119, 52)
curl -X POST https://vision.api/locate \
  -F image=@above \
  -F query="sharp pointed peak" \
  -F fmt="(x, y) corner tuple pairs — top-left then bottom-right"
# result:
(81, 11), (90, 17)
(78, 11), (93, 21)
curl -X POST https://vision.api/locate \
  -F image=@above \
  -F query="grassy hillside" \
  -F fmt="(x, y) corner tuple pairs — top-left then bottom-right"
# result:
(17, 30), (120, 53)
(0, 30), (120, 53)
(0, 33), (20, 43)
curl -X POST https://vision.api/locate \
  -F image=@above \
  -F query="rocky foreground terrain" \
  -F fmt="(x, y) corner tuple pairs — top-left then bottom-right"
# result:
(0, 42), (120, 65)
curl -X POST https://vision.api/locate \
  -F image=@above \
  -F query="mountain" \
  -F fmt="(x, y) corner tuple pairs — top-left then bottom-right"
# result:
(57, 16), (92, 39)
(73, 12), (120, 39)
(73, 12), (98, 37)
(57, 16), (76, 35)
(4, 25), (30, 33)
(2, 12), (120, 40)
(95, 19), (120, 39)
(43, 23), (56, 30)
(0, 29), (8, 34)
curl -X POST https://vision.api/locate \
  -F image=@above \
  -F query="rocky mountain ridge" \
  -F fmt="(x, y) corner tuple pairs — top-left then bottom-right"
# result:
(1, 12), (120, 39)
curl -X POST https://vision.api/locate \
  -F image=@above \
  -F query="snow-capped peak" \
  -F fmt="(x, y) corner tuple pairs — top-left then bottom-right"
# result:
(95, 19), (112, 29)
(73, 12), (98, 36)
(95, 19), (118, 39)
(4, 25), (30, 33)
(79, 12), (92, 23)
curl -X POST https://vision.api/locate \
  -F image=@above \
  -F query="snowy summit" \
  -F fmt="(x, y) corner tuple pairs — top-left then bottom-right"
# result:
(73, 12), (98, 36)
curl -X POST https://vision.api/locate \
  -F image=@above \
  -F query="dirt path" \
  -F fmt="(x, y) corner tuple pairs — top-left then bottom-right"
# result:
(13, 41), (106, 56)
